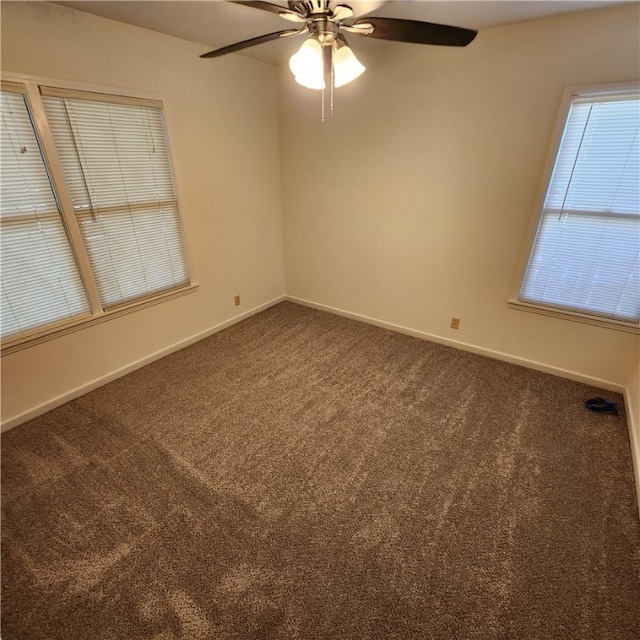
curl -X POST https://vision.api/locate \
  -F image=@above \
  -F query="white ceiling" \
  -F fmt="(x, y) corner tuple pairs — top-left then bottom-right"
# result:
(54, 1), (632, 65)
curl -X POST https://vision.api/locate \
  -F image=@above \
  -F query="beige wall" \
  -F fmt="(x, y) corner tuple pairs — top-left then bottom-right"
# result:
(1, 1), (285, 427)
(278, 3), (640, 389)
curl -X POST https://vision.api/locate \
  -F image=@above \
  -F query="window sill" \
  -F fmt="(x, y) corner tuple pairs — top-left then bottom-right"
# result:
(507, 299), (639, 334)
(1, 283), (199, 356)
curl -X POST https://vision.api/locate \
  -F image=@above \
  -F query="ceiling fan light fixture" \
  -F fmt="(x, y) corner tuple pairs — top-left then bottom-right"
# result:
(294, 73), (326, 90)
(290, 37), (325, 90)
(332, 42), (365, 88)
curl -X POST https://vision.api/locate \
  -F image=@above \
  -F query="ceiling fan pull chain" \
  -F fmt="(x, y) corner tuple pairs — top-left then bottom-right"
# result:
(330, 50), (334, 119)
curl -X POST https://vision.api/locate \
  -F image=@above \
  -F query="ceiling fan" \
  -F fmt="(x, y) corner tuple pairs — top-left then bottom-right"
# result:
(201, 1), (477, 91)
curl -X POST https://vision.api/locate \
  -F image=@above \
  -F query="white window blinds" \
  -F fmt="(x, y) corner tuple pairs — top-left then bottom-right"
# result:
(1, 80), (192, 348)
(1, 90), (90, 339)
(42, 93), (190, 308)
(519, 92), (640, 325)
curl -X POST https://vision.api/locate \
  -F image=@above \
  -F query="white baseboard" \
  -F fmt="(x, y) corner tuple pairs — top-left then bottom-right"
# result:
(4, 293), (639, 518)
(287, 296), (639, 516)
(1, 296), (285, 433)
(285, 296), (625, 393)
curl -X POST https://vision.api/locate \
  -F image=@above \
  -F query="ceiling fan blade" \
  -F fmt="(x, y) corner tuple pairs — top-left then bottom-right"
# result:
(200, 28), (303, 59)
(231, 1), (306, 21)
(332, 5), (354, 21)
(341, 22), (374, 35)
(353, 17), (477, 47)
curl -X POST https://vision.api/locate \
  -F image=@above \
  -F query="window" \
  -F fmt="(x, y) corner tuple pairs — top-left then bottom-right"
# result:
(516, 86), (639, 331)
(1, 87), (90, 337)
(1, 79), (191, 348)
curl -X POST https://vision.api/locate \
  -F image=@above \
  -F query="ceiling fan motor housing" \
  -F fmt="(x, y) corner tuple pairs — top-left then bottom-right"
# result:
(309, 18), (339, 45)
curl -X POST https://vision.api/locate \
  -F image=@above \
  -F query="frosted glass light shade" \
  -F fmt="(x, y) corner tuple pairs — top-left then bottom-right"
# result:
(333, 44), (365, 88)
(289, 38), (325, 90)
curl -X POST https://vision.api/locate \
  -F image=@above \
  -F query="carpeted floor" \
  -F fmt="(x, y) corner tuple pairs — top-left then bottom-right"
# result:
(2, 301), (639, 639)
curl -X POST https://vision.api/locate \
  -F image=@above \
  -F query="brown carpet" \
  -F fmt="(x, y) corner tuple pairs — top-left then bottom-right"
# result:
(2, 301), (639, 640)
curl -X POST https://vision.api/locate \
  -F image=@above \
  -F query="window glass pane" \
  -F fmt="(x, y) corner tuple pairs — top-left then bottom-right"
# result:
(520, 92), (640, 325)
(521, 212), (639, 322)
(42, 95), (190, 308)
(545, 99), (639, 216)
(1, 90), (90, 339)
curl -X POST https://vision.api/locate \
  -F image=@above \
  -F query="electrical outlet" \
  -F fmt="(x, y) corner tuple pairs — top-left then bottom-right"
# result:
(450, 317), (460, 330)
(234, 295), (241, 307)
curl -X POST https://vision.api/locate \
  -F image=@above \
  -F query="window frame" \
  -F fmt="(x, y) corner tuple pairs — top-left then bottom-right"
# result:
(1, 72), (197, 354)
(508, 81), (640, 335)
